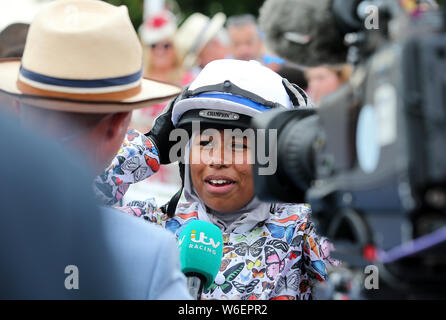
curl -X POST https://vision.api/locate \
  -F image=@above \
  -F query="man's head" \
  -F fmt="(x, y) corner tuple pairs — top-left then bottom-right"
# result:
(0, 0), (180, 172)
(19, 104), (132, 174)
(227, 14), (263, 61)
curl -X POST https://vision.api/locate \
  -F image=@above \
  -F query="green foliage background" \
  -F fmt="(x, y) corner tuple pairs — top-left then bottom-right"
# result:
(102, 0), (144, 30)
(102, 0), (445, 31)
(174, 0), (266, 19)
(102, 0), (265, 30)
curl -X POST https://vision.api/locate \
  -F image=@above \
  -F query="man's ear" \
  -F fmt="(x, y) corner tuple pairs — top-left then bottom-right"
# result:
(106, 112), (131, 139)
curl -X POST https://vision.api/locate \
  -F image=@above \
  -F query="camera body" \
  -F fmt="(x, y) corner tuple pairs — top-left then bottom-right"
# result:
(253, 4), (446, 298)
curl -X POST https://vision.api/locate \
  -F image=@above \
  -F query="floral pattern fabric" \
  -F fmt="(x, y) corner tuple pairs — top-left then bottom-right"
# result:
(94, 130), (340, 300)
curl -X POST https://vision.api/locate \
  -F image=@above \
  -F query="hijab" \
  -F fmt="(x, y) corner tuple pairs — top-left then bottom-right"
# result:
(182, 135), (272, 233)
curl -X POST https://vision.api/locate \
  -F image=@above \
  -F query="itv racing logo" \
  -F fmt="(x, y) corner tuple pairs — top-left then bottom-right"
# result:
(178, 230), (221, 255)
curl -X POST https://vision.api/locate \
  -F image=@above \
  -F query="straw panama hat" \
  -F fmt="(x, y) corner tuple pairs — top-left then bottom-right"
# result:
(0, 0), (181, 113)
(174, 12), (226, 69)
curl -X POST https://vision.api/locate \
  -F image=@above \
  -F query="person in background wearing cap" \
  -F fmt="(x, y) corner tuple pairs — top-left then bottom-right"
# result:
(95, 59), (340, 300)
(138, 10), (182, 85)
(129, 10), (192, 204)
(131, 10), (184, 134)
(175, 12), (229, 76)
(0, 0), (191, 299)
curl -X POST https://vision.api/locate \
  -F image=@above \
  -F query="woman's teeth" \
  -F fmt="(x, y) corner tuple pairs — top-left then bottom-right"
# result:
(208, 180), (233, 186)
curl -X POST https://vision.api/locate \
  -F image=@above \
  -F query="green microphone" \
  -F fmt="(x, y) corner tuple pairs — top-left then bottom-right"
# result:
(177, 220), (223, 299)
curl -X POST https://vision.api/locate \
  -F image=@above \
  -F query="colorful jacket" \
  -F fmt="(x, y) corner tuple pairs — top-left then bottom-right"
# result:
(94, 129), (340, 300)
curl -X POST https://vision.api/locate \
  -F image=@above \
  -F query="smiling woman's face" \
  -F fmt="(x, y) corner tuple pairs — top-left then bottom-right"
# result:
(190, 129), (254, 213)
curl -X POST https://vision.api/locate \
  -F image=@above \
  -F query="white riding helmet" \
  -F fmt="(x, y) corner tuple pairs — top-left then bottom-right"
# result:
(161, 59), (311, 217)
(171, 59), (310, 130)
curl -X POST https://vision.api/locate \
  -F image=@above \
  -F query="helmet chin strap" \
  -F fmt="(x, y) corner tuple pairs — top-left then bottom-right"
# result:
(282, 78), (312, 107)
(161, 161), (185, 218)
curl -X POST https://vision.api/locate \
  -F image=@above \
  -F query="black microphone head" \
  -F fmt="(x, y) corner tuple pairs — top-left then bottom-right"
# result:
(259, 0), (349, 67)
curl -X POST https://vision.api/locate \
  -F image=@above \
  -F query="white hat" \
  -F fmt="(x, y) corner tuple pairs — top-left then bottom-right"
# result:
(174, 12), (226, 69)
(0, 0), (181, 113)
(167, 59), (312, 219)
(138, 10), (177, 45)
(172, 59), (307, 128)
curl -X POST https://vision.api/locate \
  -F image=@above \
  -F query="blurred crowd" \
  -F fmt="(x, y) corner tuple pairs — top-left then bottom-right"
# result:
(0, 0), (354, 299)
(132, 7), (352, 201)
(0, 0), (354, 208)
(1, 0), (441, 301)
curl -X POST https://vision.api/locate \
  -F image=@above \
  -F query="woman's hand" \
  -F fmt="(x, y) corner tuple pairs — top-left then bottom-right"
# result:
(145, 97), (178, 165)
(93, 128), (160, 205)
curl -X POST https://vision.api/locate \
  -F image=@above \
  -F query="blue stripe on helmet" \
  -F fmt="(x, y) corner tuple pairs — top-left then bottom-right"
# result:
(19, 66), (142, 88)
(193, 93), (272, 112)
